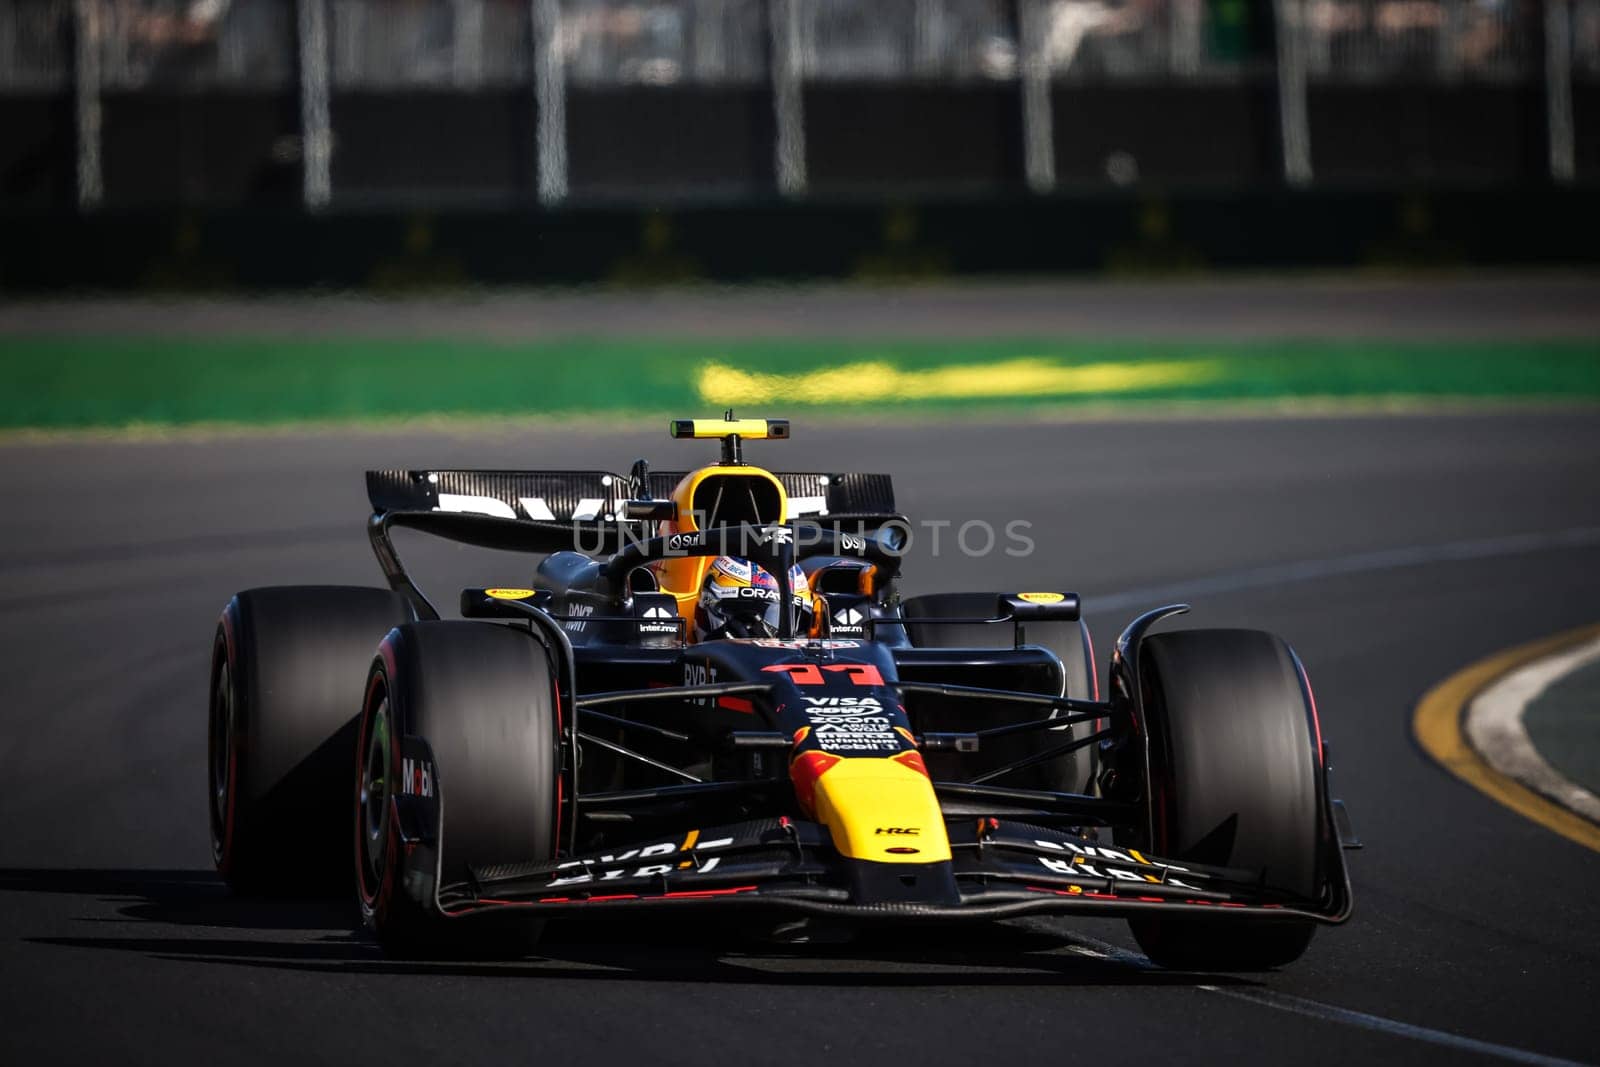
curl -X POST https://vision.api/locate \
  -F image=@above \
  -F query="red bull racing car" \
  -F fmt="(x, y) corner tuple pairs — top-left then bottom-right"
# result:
(208, 416), (1356, 970)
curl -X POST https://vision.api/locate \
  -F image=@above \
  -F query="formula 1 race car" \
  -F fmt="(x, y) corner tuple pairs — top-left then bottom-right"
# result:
(208, 416), (1355, 970)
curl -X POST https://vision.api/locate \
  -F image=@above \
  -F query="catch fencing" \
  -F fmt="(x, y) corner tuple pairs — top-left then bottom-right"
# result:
(0, 0), (1592, 209)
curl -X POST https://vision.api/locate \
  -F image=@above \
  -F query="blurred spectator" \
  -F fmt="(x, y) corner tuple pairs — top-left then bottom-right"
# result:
(1305, 0), (1527, 77)
(120, 0), (232, 47)
(1047, 0), (1240, 76)
(1580, 0), (1600, 74)
(98, 0), (294, 87)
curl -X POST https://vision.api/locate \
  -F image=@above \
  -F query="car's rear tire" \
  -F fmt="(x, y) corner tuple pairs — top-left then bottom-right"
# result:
(1127, 628), (1323, 971)
(356, 621), (562, 959)
(209, 586), (412, 894)
(902, 591), (1098, 793)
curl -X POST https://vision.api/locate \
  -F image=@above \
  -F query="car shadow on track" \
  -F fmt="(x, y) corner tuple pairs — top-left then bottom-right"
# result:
(2, 867), (1250, 989)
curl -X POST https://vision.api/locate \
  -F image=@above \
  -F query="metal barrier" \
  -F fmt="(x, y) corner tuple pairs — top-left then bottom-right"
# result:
(3, 0), (1588, 211)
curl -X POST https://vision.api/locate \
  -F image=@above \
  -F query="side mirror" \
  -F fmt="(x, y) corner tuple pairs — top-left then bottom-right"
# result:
(998, 592), (1081, 622)
(460, 587), (553, 619)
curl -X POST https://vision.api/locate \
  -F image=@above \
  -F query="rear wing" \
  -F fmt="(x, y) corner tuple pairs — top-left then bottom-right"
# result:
(366, 468), (900, 621)
(366, 469), (897, 525)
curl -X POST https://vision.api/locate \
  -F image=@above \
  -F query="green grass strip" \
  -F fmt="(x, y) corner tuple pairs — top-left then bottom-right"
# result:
(1, 336), (1597, 430)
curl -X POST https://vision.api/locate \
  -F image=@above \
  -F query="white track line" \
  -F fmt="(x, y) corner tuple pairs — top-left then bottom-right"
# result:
(1091, 526), (1600, 613)
(1196, 985), (1593, 1067)
(1077, 529), (1600, 1063)
(1064, 937), (1592, 1066)
(1466, 635), (1600, 825)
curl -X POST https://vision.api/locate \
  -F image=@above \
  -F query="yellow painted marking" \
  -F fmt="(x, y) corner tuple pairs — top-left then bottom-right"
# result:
(1414, 622), (1600, 854)
(681, 828), (700, 852)
(1128, 848), (1151, 864)
(1018, 591), (1066, 603)
(485, 588), (536, 600)
(698, 358), (1221, 406)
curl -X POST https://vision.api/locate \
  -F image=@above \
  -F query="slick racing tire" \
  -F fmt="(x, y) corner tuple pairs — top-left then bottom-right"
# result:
(209, 586), (412, 894)
(1128, 629), (1323, 971)
(356, 621), (562, 960)
(902, 591), (1098, 794)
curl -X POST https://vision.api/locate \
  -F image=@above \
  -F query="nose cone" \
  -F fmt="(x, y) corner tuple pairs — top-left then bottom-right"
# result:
(805, 754), (952, 864)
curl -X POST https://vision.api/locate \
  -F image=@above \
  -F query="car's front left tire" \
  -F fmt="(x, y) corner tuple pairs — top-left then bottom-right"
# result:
(356, 620), (563, 959)
(1126, 628), (1325, 971)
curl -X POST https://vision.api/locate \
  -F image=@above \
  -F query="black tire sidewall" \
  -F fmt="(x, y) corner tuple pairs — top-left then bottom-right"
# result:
(358, 621), (562, 956)
(1130, 628), (1324, 969)
(1140, 629), (1323, 899)
(210, 585), (411, 893)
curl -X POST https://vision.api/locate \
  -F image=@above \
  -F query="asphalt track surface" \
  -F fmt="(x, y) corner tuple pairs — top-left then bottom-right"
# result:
(3, 411), (1600, 1066)
(5, 274), (1599, 339)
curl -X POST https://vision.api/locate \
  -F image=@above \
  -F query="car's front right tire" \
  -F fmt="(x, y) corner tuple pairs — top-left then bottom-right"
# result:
(209, 586), (412, 894)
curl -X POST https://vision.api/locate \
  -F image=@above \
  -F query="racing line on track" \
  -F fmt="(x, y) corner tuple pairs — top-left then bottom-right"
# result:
(1089, 525), (1600, 614)
(1061, 938), (1592, 1067)
(1081, 525), (1600, 1067)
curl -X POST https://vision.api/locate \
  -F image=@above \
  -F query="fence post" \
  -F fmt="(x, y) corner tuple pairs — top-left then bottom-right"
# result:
(1546, 0), (1576, 182)
(1273, 0), (1313, 185)
(453, 0), (484, 88)
(73, 0), (102, 209)
(533, 0), (567, 204)
(1019, 0), (1055, 194)
(298, 0), (332, 208)
(771, 0), (807, 196)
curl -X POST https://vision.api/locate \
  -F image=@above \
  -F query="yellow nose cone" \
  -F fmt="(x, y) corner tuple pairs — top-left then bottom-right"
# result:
(810, 757), (951, 863)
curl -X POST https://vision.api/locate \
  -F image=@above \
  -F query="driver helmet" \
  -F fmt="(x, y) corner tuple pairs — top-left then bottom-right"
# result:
(695, 556), (814, 641)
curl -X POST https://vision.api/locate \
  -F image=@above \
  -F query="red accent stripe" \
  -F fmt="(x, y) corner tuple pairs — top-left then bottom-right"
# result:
(1085, 626), (1101, 702)
(491, 886), (761, 907)
(788, 750), (842, 813)
(717, 696), (755, 714)
(552, 675), (567, 855)
(1297, 658), (1326, 768)
(891, 750), (929, 777)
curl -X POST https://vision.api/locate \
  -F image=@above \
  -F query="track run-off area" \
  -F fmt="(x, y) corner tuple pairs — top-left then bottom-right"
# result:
(1, 409), (1598, 1065)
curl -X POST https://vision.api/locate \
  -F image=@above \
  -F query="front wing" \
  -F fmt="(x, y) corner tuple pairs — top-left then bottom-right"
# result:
(425, 818), (1352, 925)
